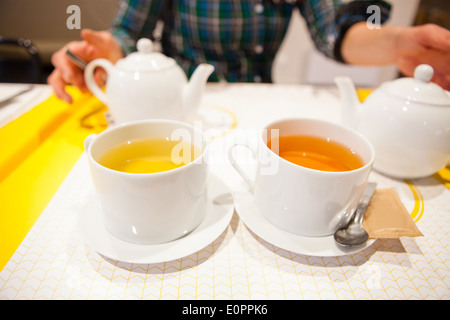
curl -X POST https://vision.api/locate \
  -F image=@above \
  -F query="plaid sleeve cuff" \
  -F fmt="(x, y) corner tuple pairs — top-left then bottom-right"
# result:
(109, 27), (136, 56)
(333, 0), (392, 63)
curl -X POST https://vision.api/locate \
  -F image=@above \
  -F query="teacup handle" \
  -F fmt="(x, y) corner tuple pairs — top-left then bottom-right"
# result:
(228, 143), (257, 193)
(84, 58), (113, 105)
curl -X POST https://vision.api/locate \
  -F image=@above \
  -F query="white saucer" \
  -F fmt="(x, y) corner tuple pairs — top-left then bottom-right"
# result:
(77, 174), (234, 264)
(233, 192), (375, 257)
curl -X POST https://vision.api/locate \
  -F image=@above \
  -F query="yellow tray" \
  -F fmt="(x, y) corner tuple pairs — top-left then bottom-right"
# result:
(0, 87), (107, 271)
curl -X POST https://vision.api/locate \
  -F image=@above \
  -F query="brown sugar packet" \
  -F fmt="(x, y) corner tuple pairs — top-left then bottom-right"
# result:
(362, 188), (423, 239)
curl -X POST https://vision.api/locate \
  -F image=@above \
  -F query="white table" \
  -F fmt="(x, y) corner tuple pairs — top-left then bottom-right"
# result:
(0, 83), (448, 300)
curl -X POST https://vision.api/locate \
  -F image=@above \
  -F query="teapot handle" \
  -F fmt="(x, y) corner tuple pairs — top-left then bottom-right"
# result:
(84, 58), (113, 105)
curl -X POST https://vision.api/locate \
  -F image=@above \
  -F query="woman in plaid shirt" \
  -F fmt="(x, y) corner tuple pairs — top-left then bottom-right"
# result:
(49, 0), (450, 103)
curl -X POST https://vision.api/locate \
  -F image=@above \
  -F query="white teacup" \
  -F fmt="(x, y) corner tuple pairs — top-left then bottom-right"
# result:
(229, 118), (375, 237)
(84, 119), (208, 244)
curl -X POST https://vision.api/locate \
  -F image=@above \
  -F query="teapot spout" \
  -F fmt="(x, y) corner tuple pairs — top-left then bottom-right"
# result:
(183, 63), (215, 118)
(334, 76), (362, 129)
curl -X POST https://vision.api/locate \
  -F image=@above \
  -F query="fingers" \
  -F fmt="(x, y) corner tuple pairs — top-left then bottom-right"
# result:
(53, 47), (87, 85)
(433, 71), (450, 91)
(411, 24), (450, 89)
(396, 25), (450, 90)
(81, 29), (124, 62)
(81, 29), (106, 46)
(398, 54), (450, 91)
(94, 68), (107, 87)
(47, 69), (73, 103)
(48, 38), (92, 102)
(415, 24), (450, 52)
(48, 28), (121, 102)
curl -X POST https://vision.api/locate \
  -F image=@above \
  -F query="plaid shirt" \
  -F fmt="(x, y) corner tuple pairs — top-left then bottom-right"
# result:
(110, 0), (391, 82)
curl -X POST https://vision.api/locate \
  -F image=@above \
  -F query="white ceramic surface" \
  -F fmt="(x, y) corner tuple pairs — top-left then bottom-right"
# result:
(230, 118), (375, 237)
(84, 38), (214, 124)
(77, 174), (234, 264)
(336, 64), (450, 179)
(84, 119), (209, 245)
(233, 191), (375, 257)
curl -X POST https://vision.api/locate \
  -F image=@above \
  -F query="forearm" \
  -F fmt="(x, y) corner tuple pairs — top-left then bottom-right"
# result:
(341, 21), (404, 66)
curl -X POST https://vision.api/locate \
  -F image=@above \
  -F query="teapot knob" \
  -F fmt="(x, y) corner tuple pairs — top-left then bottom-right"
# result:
(414, 64), (434, 83)
(137, 38), (153, 54)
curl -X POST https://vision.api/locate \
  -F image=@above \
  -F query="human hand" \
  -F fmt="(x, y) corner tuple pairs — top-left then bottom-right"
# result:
(48, 29), (123, 103)
(394, 24), (450, 90)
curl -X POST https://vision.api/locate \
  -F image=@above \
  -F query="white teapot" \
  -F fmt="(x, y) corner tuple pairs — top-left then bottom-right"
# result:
(335, 64), (450, 179)
(85, 38), (214, 124)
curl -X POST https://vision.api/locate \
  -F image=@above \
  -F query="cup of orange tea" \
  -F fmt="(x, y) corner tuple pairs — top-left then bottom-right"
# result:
(229, 118), (375, 237)
(84, 119), (208, 244)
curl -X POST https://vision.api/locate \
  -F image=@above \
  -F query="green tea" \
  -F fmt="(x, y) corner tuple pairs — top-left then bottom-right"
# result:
(98, 138), (201, 173)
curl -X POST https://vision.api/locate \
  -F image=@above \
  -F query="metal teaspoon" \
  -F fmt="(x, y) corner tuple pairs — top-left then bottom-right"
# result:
(334, 182), (377, 246)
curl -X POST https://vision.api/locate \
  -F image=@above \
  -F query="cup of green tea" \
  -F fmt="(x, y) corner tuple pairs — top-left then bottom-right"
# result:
(229, 118), (375, 237)
(84, 119), (207, 244)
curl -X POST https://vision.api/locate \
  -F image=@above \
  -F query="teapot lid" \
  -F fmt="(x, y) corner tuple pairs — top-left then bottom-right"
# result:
(115, 38), (175, 72)
(381, 64), (450, 105)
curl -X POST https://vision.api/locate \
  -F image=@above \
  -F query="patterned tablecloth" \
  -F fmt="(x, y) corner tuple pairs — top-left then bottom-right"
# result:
(0, 84), (448, 300)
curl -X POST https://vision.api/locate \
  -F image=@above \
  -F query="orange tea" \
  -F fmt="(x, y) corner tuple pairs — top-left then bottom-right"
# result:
(267, 135), (364, 172)
(98, 138), (201, 174)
